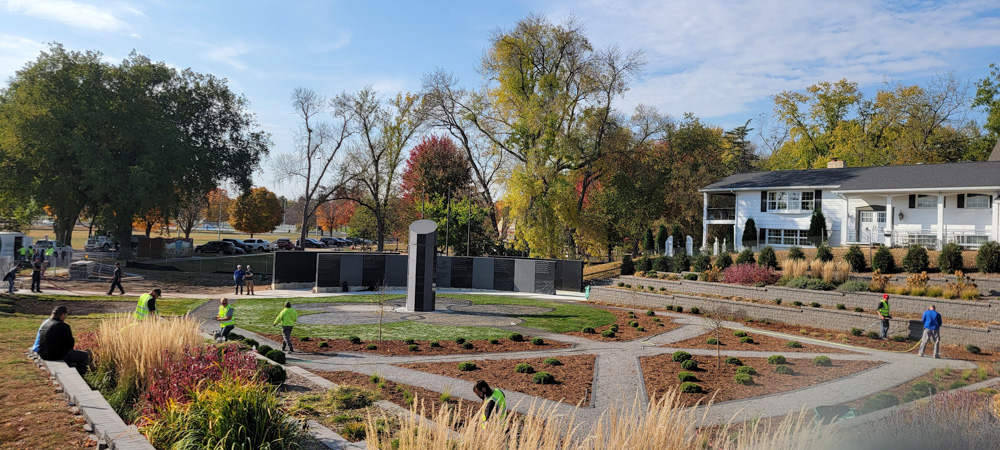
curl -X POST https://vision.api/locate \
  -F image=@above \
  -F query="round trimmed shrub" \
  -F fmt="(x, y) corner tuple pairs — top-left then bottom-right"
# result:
(787, 246), (805, 260)
(348, 336), (362, 345)
(866, 331), (881, 339)
(733, 330), (748, 338)
(966, 344), (981, 354)
(609, 325), (619, 332)
(621, 255), (635, 275)
(902, 244), (930, 273)
(724, 357), (743, 366)
(810, 302), (821, 308)
(938, 243), (963, 274)
(836, 304), (846, 310)
(862, 392), (899, 413)
(601, 330), (616, 338)
(816, 244), (834, 262)
(489, 339), (499, 345)
(813, 356), (832, 367)
(582, 327), (596, 334)
(462, 342), (474, 349)
(514, 363), (534, 374)
(715, 252), (734, 270)
(978, 241), (1000, 273)
(758, 246), (779, 269)
(739, 336), (754, 344)
(706, 338), (719, 345)
(872, 245), (896, 273)
(408, 344), (419, 351)
(646, 310), (656, 316)
(531, 337), (544, 345)
(948, 380), (968, 390)
(627, 311), (636, 318)
(679, 382), (702, 393)
(767, 355), (787, 365)
(509, 333), (524, 342)
(733, 373), (753, 385)
(258, 345), (275, 356)
(690, 307), (700, 314)
(677, 371), (697, 382)
(693, 253), (712, 272)
(316, 341), (329, 348)
(636, 327), (645, 332)
(532, 372), (555, 384)
(429, 341), (441, 348)
(638, 257), (652, 273)
(403, 339), (415, 345)
(774, 364), (793, 375)
(543, 357), (562, 366)
(786, 341), (803, 348)
(910, 381), (937, 398)
(629, 321), (639, 327)
(674, 306), (684, 313)
(457, 362), (477, 371)
(265, 349), (286, 364)
(672, 351), (692, 362)
(844, 244), (866, 272)
(735, 248), (756, 265)
(735, 366), (756, 375)
(261, 362), (287, 385)
(680, 359), (698, 370)
(366, 344), (378, 350)
(454, 337), (466, 344)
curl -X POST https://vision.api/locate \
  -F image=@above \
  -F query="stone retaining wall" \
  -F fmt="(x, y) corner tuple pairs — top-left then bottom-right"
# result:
(590, 286), (1000, 349)
(847, 274), (1000, 297)
(620, 276), (1000, 323)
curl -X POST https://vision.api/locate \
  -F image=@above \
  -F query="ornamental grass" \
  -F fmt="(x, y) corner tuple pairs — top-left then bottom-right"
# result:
(91, 314), (203, 387)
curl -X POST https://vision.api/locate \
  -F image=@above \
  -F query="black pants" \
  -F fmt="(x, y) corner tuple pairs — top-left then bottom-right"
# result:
(108, 279), (124, 295)
(63, 350), (91, 376)
(220, 325), (234, 340)
(235, 282), (244, 295)
(281, 326), (294, 351)
(31, 273), (41, 292)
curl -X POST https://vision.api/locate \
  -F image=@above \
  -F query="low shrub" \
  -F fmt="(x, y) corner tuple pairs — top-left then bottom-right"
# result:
(815, 244), (834, 262)
(774, 299), (782, 305)
(866, 331), (881, 339)
(679, 382), (702, 393)
(316, 341), (329, 348)
(861, 392), (899, 413)
(636, 327), (645, 331)
(938, 243), (964, 274)
(258, 345), (275, 356)
(674, 306), (684, 313)
(462, 342), (474, 349)
(543, 358), (562, 366)
(902, 244), (930, 273)
(891, 335), (907, 342)
(610, 324), (619, 331)
(666, 305), (675, 311)
(739, 336), (754, 344)
(976, 241), (1000, 273)
(348, 336), (362, 345)
(264, 349), (286, 364)
(690, 307), (700, 314)
(532, 372), (555, 384)
(735, 366), (756, 375)
(810, 302), (822, 308)
(787, 246), (805, 260)
(967, 344), (982, 354)
(684, 274), (698, 281)
(813, 356), (832, 367)
(646, 310), (656, 316)
(724, 357), (743, 366)
(330, 385), (380, 410)
(758, 246), (779, 269)
(948, 380), (968, 390)
(734, 373), (753, 385)
(629, 321), (639, 327)
(403, 339), (415, 345)
(733, 330), (748, 337)
(601, 330), (616, 338)
(457, 362), (477, 371)
(638, 257), (652, 273)
(582, 327), (596, 334)
(408, 344), (419, 351)
(910, 381), (937, 398)
(785, 276), (835, 291)
(508, 333), (524, 342)
(531, 337), (545, 345)
(693, 253), (713, 272)
(872, 245), (896, 273)
(454, 337), (466, 344)
(715, 252), (734, 270)
(677, 371), (697, 382)
(836, 303), (846, 310)
(767, 355), (787, 365)
(675, 252), (692, 273)
(844, 244), (866, 272)
(617, 281), (625, 287)
(489, 339), (499, 345)
(680, 359), (698, 370)
(514, 363), (534, 374)
(854, 307), (865, 312)
(837, 280), (870, 293)
(365, 344), (378, 350)
(656, 255), (673, 272)
(243, 338), (259, 348)
(672, 351), (693, 362)
(774, 364), (794, 375)
(792, 301), (804, 306)
(706, 338), (719, 345)
(429, 341), (440, 348)
(261, 362), (287, 385)
(850, 328), (863, 336)
(735, 248), (756, 265)
(786, 341), (803, 348)
(723, 263), (779, 286)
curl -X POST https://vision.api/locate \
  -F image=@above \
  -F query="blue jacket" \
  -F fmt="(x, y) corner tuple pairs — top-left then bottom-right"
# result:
(922, 309), (942, 330)
(234, 269), (245, 282)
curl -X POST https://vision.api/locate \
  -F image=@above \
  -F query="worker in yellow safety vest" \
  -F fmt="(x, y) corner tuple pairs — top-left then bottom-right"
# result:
(877, 294), (891, 339)
(273, 301), (298, 353)
(473, 380), (506, 428)
(215, 297), (235, 341)
(134, 289), (161, 320)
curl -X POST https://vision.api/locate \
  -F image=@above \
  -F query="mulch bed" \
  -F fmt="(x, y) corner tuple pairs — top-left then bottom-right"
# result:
(262, 335), (571, 356)
(397, 354), (596, 406)
(839, 358), (1000, 412)
(667, 329), (857, 354)
(640, 354), (882, 407)
(563, 307), (680, 341)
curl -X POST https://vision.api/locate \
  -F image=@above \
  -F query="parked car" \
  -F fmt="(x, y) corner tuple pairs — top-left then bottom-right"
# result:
(222, 238), (253, 252)
(333, 237), (351, 246)
(275, 238), (294, 250)
(242, 238), (276, 252)
(194, 241), (237, 254)
(33, 240), (75, 257)
(297, 238), (326, 248)
(320, 237), (344, 247)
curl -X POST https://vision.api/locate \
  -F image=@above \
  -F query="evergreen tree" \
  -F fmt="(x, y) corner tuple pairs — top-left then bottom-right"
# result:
(643, 228), (655, 253)
(656, 224), (669, 254)
(742, 217), (758, 250)
(808, 210), (828, 247)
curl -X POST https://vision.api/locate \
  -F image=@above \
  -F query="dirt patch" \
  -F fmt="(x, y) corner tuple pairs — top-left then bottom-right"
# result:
(563, 307), (680, 341)
(266, 335), (571, 356)
(398, 354), (596, 406)
(667, 329), (858, 354)
(640, 354), (882, 407)
(10, 297), (133, 316)
(29, 271), (240, 295)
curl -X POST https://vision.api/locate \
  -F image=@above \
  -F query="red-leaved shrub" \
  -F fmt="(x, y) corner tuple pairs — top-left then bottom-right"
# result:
(723, 263), (780, 286)
(138, 344), (261, 419)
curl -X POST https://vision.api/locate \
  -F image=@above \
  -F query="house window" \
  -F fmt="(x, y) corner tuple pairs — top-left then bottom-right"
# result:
(765, 229), (808, 246)
(915, 195), (937, 208)
(966, 194), (990, 208)
(767, 191), (813, 212)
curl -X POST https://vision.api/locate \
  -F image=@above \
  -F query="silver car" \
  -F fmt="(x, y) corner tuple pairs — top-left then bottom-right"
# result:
(242, 238), (276, 252)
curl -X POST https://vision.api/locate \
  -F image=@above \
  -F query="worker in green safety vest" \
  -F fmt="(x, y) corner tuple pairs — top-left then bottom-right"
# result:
(877, 294), (891, 339)
(272, 301), (298, 353)
(134, 289), (161, 320)
(17, 246), (27, 261)
(473, 380), (506, 427)
(214, 297), (235, 341)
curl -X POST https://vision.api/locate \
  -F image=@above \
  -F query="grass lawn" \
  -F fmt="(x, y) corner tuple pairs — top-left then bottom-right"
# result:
(24, 294), (207, 317)
(0, 314), (100, 448)
(230, 294), (616, 341)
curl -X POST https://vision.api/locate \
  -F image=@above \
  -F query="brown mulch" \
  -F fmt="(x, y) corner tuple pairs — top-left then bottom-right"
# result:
(667, 329), (858, 354)
(640, 354), (882, 407)
(398, 354), (596, 406)
(11, 297), (133, 316)
(264, 335), (571, 356)
(563, 307), (680, 341)
(839, 359), (1000, 411)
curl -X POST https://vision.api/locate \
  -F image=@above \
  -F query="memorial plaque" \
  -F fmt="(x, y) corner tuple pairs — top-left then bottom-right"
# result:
(513, 259), (535, 292)
(451, 257), (473, 288)
(493, 258), (515, 291)
(436, 256), (452, 288)
(384, 254), (407, 287)
(340, 254), (363, 288)
(555, 260), (583, 292)
(315, 253), (341, 288)
(534, 261), (556, 294)
(407, 220), (437, 312)
(273, 251), (317, 284)
(472, 257), (494, 289)
(361, 254), (386, 287)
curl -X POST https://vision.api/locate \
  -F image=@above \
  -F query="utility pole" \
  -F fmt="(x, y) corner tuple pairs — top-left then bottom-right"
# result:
(445, 184), (451, 256)
(467, 196), (472, 256)
(217, 196), (223, 240)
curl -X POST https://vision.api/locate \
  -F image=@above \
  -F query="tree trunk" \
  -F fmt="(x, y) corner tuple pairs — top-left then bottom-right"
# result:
(299, 201), (311, 248)
(115, 227), (133, 263)
(375, 208), (385, 252)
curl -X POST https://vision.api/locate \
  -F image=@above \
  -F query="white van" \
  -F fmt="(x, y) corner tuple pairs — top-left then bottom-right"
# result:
(0, 232), (33, 261)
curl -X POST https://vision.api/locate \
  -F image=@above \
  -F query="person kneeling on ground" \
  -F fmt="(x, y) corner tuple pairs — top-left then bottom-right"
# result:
(273, 301), (298, 353)
(214, 297), (235, 341)
(37, 306), (91, 376)
(473, 380), (506, 427)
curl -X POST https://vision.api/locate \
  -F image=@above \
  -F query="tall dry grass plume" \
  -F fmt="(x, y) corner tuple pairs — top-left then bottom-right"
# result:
(782, 258), (809, 278)
(809, 259), (825, 277)
(366, 390), (833, 450)
(92, 314), (202, 385)
(820, 262), (850, 284)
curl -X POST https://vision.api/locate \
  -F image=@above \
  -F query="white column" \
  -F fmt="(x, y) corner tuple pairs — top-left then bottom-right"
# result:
(885, 195), (893, 247)
(841, 196), (849, 245)
(993, 196), (999, 242)
(702, 192), (709, 251)
(937, 194), (945, 250)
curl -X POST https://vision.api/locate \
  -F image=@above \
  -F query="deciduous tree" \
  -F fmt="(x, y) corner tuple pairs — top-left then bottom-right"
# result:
(229, 187), (283, 238)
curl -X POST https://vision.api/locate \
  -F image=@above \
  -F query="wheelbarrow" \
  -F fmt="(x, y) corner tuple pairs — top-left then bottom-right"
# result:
(814, 405), (859, 425)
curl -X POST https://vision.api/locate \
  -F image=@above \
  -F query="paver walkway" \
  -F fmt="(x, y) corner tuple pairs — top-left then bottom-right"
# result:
(187, 290), (980, 429)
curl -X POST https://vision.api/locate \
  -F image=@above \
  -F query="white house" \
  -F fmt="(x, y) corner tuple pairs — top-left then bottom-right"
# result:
(699, 149), (1000, 251)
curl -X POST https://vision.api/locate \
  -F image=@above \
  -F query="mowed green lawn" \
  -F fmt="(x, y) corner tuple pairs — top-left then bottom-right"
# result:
(229, 294), (616, 341)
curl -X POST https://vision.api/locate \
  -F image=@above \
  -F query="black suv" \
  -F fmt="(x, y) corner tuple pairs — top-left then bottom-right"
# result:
(222, 238), (253, 252)
(195, 241), (238, 254)
(320, 237), (343, 247)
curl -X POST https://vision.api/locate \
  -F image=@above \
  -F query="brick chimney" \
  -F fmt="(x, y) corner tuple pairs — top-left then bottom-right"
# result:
(827, 158), (846, 169)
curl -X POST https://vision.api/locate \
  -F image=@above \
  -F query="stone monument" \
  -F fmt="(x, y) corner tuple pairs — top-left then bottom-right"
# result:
(407, 220), (438, 312)
(685, 235), (693, 255)
(665, 236), (674, 257)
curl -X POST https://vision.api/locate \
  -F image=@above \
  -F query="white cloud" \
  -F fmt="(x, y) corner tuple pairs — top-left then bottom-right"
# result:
(545, 0), (1000, 119)
(3, 0), (130, 32)
(130, 33), (142, 39)
(204, 42), (249, 71)
(307, 31), (353, 54)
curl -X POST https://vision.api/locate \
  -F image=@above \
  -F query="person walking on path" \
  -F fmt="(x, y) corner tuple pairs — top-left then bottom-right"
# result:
(107, 262), (125, 295)
(30, 257), (42, 293)
(134, 289), (161, 320)
(38, 306), (91, 376)
(233, 265), (245, 295)
(473, 380), (507, 426)
(244, 265), (255, 295)
(877, 294), (891, 339)
(215, 297), (235, 340)
(273, 301), (298, 352)
(918, 305), (942, 358)
(3, 266), (16, 294)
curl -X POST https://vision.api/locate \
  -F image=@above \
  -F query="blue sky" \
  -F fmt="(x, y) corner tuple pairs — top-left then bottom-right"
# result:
(2, 0), (999, 198)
